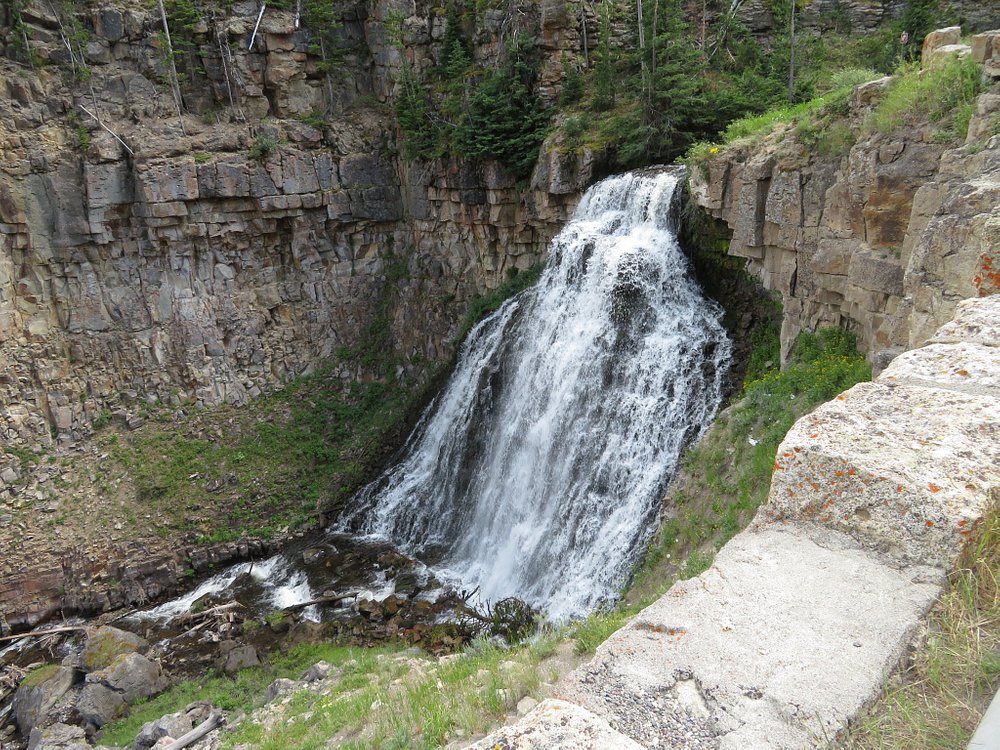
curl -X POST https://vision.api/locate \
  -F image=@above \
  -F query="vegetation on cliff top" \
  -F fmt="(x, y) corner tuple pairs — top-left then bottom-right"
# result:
(687, 50), (986, 169)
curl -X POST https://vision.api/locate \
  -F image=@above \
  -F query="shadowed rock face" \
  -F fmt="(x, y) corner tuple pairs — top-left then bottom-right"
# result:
(690, 40), (1000, 371)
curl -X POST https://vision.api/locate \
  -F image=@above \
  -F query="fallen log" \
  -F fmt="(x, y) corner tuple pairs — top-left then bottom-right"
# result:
(162, 712), (223, 750)
(282, 592), (358, 612)
(0, 625), (87, 643)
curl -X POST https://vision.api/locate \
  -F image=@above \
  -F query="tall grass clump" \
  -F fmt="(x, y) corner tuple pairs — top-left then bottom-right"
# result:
(848, 495), (1000, 749)
(867, 56), (984, 141)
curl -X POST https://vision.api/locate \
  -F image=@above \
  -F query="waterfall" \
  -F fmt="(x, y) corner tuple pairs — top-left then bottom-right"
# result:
(346, 168), (731, 620)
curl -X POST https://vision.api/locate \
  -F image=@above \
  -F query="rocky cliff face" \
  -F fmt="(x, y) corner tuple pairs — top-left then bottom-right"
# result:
(691, 30), (1000, 367)
(0, 0), (594, 461)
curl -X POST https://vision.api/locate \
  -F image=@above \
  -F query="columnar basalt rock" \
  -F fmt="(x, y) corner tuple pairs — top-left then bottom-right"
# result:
(690, 45), (1000, 368)
(0, 0), (592, 450)
(0, 0), (596, 629)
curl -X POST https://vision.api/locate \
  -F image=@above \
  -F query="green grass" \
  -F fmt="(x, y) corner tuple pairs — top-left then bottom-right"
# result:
(569, 605), (642, 656)
(98, 643), (403, 747)
(847, 497), (1000, 749)
(454, 265), (544, 344)
(219, 637), (557, 750)
(866, 56), (984, 142)
(627, 326), (872, 605)
(108, 372), (424, 543)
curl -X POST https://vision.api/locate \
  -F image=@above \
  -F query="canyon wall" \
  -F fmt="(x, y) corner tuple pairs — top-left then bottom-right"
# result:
(691, 30), (1000, 367)
(0, 0), (595, 461)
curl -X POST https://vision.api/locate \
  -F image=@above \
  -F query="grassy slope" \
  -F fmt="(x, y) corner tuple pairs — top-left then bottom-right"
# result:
(99, 636), (571, 749)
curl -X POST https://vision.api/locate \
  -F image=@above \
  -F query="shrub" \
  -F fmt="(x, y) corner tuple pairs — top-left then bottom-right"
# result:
(249, 132), (279, 161)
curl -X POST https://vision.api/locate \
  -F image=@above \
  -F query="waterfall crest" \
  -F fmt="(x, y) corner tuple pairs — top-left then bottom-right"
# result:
(347, 168), (731, 619)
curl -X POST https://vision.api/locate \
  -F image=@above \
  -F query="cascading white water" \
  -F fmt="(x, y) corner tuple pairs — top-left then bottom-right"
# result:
(348, 168), (731, 620)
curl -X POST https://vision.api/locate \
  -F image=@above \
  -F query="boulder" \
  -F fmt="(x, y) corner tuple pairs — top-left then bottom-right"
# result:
(300, 660), (332, 683)
(12, 665), (76, 733)
(26, 723), (90, 750)
(133, 711), (196, 750)
(265, 678), (298, 703)
(75, 683), (124, 730)
(216, 643), (260, 675)
(921, 26), (962, 66)
(77, 653), (170, 729)
(81, 626), (148, 672)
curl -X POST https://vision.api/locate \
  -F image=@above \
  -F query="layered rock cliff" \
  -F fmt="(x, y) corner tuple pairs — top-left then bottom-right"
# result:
(691, 29), (1000, 368)
(0, 0), (594, 460)
(0, 0), (598, 629)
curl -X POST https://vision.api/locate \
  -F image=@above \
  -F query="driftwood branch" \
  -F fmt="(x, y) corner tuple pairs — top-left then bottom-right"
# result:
(282, 592), (358, 612)
(248, 3), (266, 50)
(0, 625), (87, 643)
(78, 105), (135, 156)
(175, 601), (244, 624)
(162, 712), (223, 750)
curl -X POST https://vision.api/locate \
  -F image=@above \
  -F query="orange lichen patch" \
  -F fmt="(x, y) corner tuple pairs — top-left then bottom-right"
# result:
(974, 253), (1000, 295)
(926, 520), (935, 527)
(773, 462), (781, 472)
(847, 468), (857, 476)
(958, 519), (968, 527)
(959, 530), (972, 537)
(809, 433), (819, 439)
(810, 482), (821, 491)
(835, 470), (845, 477)
(836, 395), (846, 401)
(794, 447), (802, 453)
(957, 369), (969, 377)
(928, 483), (942, 493)
(897, 485), (904, 493)
(783, 452), (795, 458)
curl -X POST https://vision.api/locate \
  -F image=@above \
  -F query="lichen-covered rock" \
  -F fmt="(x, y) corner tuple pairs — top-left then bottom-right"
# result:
(77, 653), (171, 729)
(26, 722), (91, 750)
(759, 294), (1000, 567)
(12, 665), (76, 734)
(81, 626), (148, 672)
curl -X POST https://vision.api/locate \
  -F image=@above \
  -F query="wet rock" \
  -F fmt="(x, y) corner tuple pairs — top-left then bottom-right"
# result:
(12, 665), (76, 734)
(81, 626), (148, 672)
(26, 722), (91, 750)
(301, 547), (325, 564)
(133, 711), (196, 750)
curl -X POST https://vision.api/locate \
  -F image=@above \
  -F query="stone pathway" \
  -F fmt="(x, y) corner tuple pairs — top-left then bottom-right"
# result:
(472, 294), (1000, 749)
